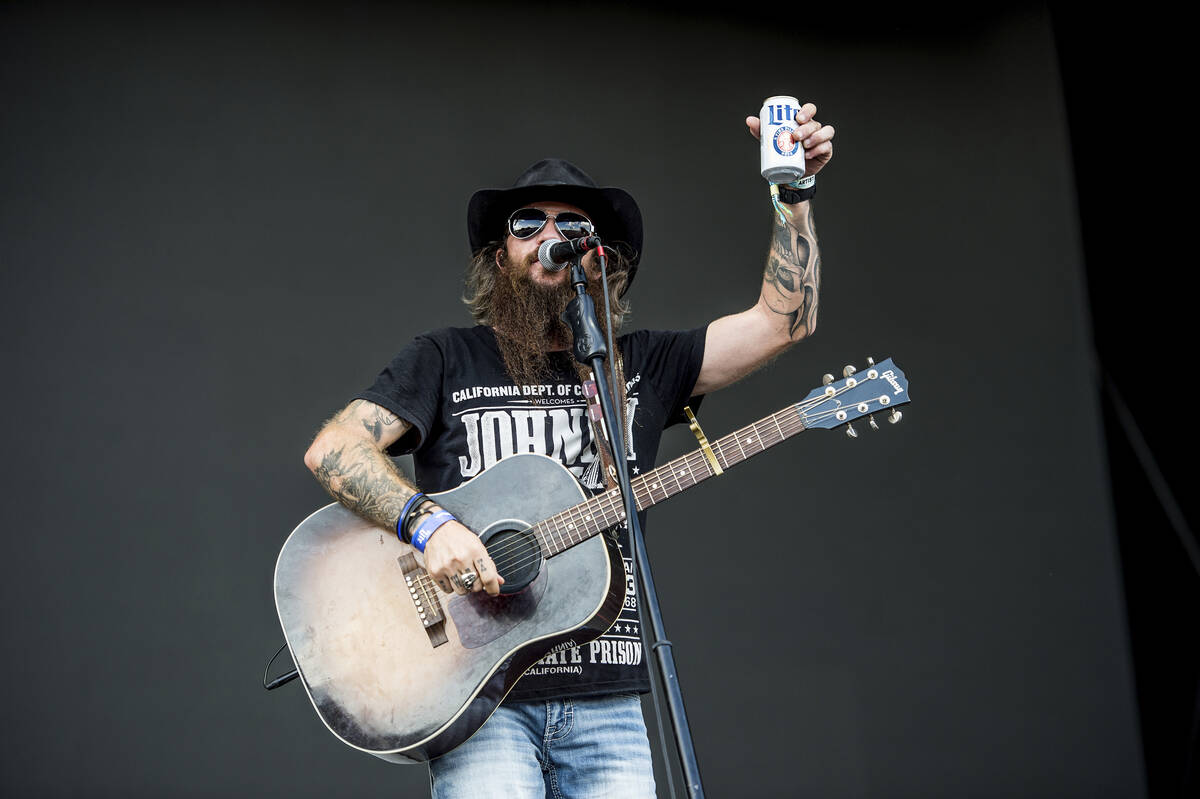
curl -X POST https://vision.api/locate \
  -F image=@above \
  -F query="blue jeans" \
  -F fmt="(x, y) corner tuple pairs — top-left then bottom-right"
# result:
(428, 693), (656, 798)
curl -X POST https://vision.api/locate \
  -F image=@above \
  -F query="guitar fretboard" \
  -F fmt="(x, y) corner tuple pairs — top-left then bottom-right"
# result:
(529, 404), (807, 557)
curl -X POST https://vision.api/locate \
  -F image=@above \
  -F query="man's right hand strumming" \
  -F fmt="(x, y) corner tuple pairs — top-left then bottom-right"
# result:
(421, 519), (504, 596)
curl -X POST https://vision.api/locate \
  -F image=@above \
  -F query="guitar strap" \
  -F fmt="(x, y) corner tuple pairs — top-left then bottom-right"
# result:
(574, 357), (627, 492)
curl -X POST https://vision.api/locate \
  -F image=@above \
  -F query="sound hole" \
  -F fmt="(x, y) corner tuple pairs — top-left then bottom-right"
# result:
(481, 526), (543, 595)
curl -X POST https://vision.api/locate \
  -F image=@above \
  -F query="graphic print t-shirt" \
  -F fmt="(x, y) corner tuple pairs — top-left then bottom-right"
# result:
(355, 325), (706, 701)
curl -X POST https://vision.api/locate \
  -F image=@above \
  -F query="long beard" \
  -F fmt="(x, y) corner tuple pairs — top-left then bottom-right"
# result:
(491, 252), (616, 390)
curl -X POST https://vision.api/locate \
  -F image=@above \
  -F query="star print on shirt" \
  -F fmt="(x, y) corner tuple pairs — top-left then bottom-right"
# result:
(632, 466), (640, 474)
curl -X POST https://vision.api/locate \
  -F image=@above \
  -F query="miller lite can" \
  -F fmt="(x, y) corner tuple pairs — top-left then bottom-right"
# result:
(759, 95), (806, 184)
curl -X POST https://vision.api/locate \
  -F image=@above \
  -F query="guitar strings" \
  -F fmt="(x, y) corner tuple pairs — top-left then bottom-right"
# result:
(473, 384), (873, 576)
(486, 416), (805, 577)
(479, 395), (855, 576)
(484, 408), (816, 577)
(482, 438), (720, 575)
(473, 386), (869, 577)
(482, 409), (794, 569)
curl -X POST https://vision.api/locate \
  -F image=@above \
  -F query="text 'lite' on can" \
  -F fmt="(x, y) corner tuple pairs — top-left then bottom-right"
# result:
(759, 95), (806, 184)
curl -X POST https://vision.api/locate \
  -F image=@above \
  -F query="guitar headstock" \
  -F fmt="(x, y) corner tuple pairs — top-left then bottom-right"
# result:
(796, 357), (910, 436)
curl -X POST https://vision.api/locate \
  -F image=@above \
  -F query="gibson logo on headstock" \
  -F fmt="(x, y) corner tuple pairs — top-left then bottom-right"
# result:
(882, 370), (905, 395)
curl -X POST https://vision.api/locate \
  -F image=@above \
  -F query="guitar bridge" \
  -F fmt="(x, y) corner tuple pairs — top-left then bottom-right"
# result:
(398, 553), (448, 648)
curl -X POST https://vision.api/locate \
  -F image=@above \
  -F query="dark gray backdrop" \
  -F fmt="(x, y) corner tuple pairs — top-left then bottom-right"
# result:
(1, 3), (1145, 797)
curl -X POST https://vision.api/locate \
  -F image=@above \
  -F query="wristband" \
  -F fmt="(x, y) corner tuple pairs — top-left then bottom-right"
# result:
(411, 509), (455, 553)
(397, 492), (427, 543)
(777, 175), (816, 204)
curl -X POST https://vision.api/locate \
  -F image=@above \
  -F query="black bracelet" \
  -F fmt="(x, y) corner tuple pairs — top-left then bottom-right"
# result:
(404, 501), (440, 540)
(778, 176), (816, 204)
(397, 493), (429, 543)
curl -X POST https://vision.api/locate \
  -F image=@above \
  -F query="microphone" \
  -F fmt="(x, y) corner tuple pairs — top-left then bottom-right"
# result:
(537, 236), (601, 271)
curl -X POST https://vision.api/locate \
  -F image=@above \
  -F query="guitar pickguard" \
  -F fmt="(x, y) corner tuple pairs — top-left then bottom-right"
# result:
(446, 566), (548, 649)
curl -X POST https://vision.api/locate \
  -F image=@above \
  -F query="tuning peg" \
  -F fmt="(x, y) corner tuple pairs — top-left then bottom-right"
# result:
(845, 423), (858, 439)
(842, 365), (857, 378)
(821, 373), (835, 386)
(868, 415), (879, 431)
(866, 357), (875, 367)
(888, 409), (903, 424)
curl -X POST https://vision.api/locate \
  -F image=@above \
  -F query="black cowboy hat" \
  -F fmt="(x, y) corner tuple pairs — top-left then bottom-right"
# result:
(467, 158), (643, 293)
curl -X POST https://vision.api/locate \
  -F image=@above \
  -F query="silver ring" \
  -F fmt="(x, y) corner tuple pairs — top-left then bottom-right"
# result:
(459, 570), (478, 590)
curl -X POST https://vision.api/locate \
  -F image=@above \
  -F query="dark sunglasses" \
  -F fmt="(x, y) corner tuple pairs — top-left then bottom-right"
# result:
(506, 208), (596, 241)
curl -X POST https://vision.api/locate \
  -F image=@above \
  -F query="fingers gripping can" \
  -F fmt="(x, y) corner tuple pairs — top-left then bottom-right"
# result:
(759, 95), (806, 184)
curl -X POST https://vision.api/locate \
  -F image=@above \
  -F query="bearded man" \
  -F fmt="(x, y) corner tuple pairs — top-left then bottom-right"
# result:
(303, 104), (834, 797)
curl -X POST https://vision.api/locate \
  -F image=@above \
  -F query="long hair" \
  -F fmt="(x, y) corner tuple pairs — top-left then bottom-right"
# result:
(462, 241), (634, 328)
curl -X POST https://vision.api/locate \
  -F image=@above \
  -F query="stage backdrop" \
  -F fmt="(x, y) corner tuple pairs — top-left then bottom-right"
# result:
(0, 3), (1144, 797)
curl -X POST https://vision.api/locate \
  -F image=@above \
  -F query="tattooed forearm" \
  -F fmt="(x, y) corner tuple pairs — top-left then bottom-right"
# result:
(304, 400), (419, 532)
(762, 203), (820, 340)
(312, 439), (415, 530)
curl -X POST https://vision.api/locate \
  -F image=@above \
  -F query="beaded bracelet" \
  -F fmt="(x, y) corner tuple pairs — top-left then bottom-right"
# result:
(411, 510), (456, 553)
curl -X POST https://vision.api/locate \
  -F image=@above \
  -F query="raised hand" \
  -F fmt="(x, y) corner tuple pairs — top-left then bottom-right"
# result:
(745, 101), (835, 178)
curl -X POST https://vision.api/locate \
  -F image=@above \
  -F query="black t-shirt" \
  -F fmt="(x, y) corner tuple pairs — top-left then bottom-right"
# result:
(355, 325), (706, 701)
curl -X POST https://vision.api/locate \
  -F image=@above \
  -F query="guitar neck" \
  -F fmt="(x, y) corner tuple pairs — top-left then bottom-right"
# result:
(534, 404), (806, 556)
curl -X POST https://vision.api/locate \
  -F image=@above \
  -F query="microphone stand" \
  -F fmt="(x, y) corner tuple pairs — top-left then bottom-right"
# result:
(561, 256), (706, 798)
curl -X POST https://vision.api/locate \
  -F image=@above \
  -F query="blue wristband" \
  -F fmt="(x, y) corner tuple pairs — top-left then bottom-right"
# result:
(397, 492), (427, 542)
(412, 510), (455, 553)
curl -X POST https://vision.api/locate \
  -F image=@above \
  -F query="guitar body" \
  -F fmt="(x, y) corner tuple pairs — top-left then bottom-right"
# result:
(274, 454), (625, 763)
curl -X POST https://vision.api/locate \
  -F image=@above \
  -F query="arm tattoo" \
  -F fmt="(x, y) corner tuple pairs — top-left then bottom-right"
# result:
(333, 399), (400, 443)
(312, 439), (414, 531)
(362, 405), (399, 442)
(763, 204), (820, 340)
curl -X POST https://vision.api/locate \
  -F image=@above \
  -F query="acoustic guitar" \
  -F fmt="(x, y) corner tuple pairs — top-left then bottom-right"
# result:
(274, 358), (910, 763)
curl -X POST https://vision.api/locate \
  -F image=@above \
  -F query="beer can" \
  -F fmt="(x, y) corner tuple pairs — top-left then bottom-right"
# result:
(759, 95), (806, 184)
